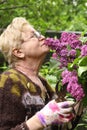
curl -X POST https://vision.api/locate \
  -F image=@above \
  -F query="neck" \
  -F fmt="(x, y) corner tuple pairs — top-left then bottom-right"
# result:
(17, 65), (38, 76)
(14, 60), (43, 77)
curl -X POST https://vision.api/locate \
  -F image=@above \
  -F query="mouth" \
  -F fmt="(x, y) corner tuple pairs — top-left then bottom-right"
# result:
(41, 42), (46, 46)
(41, 43), (50, 48)
(41, 43), (51, 50)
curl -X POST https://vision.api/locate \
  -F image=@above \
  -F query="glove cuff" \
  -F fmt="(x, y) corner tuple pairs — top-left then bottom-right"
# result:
(36, 112), (47, 127)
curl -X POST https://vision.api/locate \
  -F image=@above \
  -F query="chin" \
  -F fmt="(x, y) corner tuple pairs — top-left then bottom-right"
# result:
(44, 49), (50, 54)
(45, 46), (50, 51)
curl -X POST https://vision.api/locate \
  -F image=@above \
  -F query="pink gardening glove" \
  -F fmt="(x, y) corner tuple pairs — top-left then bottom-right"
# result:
(36, 100), (75, 127)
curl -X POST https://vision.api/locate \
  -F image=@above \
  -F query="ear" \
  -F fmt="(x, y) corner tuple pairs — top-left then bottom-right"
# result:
(12, 48), (25, 58)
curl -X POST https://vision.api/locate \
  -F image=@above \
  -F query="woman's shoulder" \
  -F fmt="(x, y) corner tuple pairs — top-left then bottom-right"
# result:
(0, 68), (29, 88)
(2, 68), (28, 82)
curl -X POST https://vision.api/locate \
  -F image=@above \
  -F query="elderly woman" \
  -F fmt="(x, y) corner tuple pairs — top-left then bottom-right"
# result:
(0, 17), (75, 130)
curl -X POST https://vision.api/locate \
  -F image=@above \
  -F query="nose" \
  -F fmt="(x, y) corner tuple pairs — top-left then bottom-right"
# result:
(39, 35), (45, 41)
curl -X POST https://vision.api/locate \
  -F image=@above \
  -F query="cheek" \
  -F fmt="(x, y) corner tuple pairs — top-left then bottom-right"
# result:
(24, 46), (37, 57)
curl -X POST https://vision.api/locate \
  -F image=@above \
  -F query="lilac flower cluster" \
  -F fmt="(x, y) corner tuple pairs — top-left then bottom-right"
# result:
(44, 32), (86, 101)
(61, 70), (85, 101)
(60, 32), (81, 49)
(45, 32), (82, 68)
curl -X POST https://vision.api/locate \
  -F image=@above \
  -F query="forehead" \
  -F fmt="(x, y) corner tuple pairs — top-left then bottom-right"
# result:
(22, 24), (35, 39)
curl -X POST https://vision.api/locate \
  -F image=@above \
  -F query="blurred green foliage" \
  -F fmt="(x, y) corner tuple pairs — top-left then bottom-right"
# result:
(0, 0), (87, 72)
(0, 0), (87, 34)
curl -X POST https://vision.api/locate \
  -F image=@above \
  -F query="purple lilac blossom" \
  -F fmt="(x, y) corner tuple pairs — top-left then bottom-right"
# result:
(81, 44), (87, 56)
(44, 33), (85, 101)
(62, 70), (77, 85)
(60, 49), (68, 57)
(44, 32), (82, 67)
(59, 57), (68, 68)
(68, 49), (76, 57)
(44, 38), (60, 50)
(67, 82), (85, 101)
(52, 53), (58, 60)
(62, 70), (85, 101)
(60, 32), (81, 49)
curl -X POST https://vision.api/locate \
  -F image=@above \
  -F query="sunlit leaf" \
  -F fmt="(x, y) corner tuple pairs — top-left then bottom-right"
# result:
(78, 66), (87, 77)
(79, 56), (87, 66)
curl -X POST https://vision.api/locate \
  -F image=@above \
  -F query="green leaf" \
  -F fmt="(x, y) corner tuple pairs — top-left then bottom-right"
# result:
(68, 57), (81, 70)
(79, 36), (87, 43)
(78, 66), (87, 77)
(79, 56), (87, 66)
(76, 123), (86, 127)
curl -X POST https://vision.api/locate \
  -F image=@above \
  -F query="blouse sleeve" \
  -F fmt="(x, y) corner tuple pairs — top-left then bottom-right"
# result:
(11, 122), (29, 130)
(0, 71), (30, 130)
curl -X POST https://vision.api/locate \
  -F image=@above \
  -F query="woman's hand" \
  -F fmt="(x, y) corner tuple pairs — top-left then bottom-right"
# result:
(36, 100), (75, 127)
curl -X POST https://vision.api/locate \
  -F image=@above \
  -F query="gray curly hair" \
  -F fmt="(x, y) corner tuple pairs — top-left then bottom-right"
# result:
(0, 17), (31, 65)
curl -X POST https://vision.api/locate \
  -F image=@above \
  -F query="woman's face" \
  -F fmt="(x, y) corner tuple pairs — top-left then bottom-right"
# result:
(21, 25), (50, 59)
